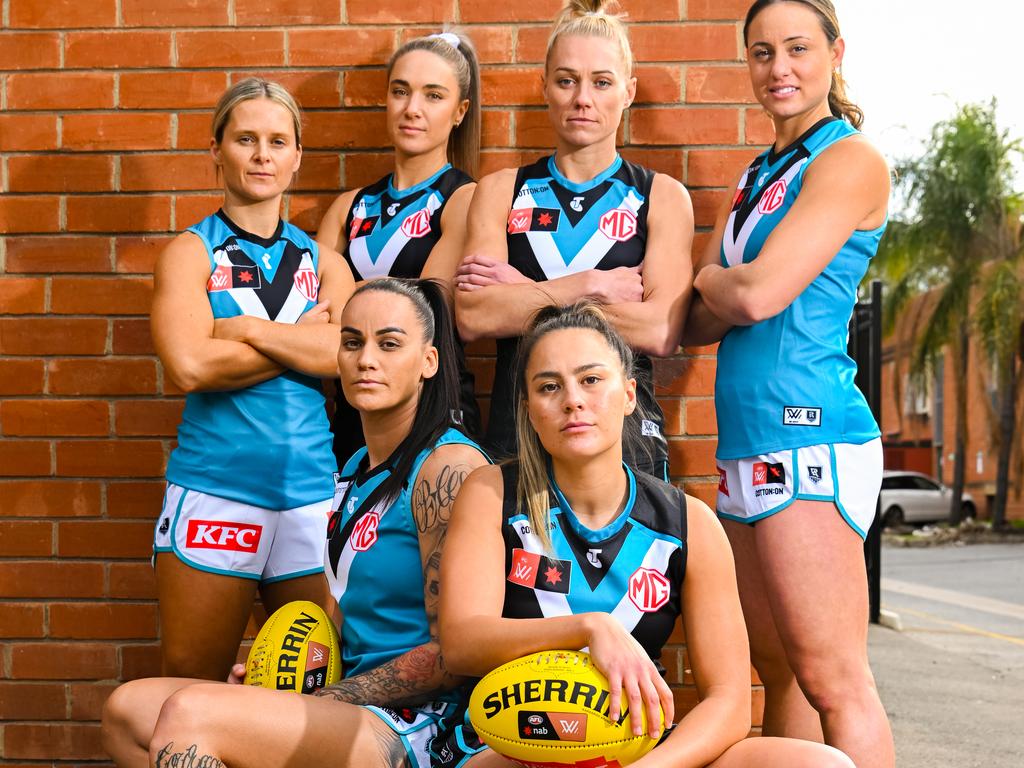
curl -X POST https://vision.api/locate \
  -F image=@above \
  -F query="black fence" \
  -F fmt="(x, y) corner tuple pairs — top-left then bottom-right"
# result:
(849, 280), (883, 623)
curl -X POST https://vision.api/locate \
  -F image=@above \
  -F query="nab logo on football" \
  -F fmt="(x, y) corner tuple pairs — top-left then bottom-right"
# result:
(401, 209), (432, 238)
(758, 179), (788, 215)
(599, 208), (637, 242)
(351, 511), (380, 551)
(628, 567), (671, 613)
(507, 209), (531, 234)
(186, 520), (262, 553)
(293, 268), (319, 302)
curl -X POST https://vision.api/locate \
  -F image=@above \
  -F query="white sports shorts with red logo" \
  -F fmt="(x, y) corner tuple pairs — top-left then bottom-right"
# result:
(715, 438), (882, 539)
(153, 483), (331, 582)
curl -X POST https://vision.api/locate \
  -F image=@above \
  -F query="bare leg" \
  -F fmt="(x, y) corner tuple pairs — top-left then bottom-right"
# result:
(722, 520), (822, 741)
(259, 572), (330, 616)
(156, 553), (259, 680)
(708, 736), (854, 768)
(102, 678), (202, 768)
(755, 500), (895, 768)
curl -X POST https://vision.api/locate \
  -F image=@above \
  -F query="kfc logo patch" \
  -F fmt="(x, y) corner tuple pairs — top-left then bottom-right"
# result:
(599, 208), (637, 242)
(758, 179), (787, 215)
(351, 511), (380, 551)
(400, 209), (432, 238)
(628, 567), (671, 613)
(186, 520), (262, 553)
(293, 268), (319, 302)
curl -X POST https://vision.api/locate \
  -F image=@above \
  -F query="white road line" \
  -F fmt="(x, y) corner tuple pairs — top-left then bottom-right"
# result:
(881, 578), (1024, 622)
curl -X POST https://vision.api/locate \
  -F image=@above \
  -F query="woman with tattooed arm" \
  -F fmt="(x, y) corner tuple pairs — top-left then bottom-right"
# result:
(101, 279), (490, 768)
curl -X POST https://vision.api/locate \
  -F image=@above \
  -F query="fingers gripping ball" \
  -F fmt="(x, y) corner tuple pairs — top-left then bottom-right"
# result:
(244, 601), (341, 694)
(469, 650), (663, 768)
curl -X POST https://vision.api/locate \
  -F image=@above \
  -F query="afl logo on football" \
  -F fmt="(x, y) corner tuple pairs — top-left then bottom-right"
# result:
(401, 209), (432, 238)
(758, 180), (788, 215)
(351, 512), (380, 552)
(599, 208), (637, 242)
(628, 567), (671, 613)
(293, 268), (319, 302)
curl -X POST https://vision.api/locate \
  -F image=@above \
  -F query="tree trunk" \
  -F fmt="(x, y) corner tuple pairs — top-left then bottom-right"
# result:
(992, 352), (1019, 529)
(949, 323), (970, 524)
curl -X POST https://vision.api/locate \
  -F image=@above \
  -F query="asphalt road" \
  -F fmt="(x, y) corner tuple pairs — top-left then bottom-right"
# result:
(869, 542), (1024, 767)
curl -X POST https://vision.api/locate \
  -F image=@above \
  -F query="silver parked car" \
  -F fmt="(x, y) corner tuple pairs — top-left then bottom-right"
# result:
(880, 470), (976, 527)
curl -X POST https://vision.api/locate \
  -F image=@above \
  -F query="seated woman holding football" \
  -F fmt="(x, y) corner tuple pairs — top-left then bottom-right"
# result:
(102, 279), (490, 768)
(441, 303), (855, 768)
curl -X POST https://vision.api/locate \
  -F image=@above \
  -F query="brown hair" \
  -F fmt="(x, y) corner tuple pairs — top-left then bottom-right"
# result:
(546, 0), (633, 77)
(211, 77), (302, 145)
(387, 31), (482, 179)
(743, 0), (863, 129)
(513, 301), (641, 552)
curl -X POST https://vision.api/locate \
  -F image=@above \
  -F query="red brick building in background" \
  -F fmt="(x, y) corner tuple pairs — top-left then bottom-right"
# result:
(0, 0), (767, 762)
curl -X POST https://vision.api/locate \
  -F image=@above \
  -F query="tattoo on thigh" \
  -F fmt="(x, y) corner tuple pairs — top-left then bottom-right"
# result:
(154, 743), (225, 768)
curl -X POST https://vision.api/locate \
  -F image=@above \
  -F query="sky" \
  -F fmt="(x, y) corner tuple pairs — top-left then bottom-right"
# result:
(836, 0), (1021, 182)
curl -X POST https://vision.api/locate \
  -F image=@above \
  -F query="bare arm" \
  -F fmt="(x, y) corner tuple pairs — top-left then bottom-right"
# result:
(151, 232), (284, 393)
(454, 170), (636, 341)
(631, 498), (752, 768)
(681, 190), (735, 348)
(440, 465), (672, 735)
(420, 183), (476, 286)
(315, 188), (359, 256)
(315, 443), (488, 707)
(694, 137), (890, 326)
(211, 248), (355, 378)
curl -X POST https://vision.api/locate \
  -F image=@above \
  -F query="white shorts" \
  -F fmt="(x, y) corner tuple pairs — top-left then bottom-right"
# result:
(715, 438), (882, 538)
(153, 483), (331, 582)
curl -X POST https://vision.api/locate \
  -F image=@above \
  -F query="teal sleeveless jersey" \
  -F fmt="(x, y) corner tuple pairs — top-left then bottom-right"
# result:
(715, 118), (884, 459)
(165, 211), (337, 508)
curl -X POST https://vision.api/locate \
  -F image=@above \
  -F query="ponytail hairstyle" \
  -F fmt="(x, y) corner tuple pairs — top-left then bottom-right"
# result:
(743, 0), (863, 129)
(211, 77), (302, 145)
(346, 278), (463, 506)
(513, 302), (645, 552)
(546, 0), (634, 76)
(387, 31), (482, 179)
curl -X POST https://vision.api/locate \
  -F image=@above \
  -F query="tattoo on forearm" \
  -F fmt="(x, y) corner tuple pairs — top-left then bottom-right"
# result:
(154, 743), (225, 768)
(412, 463), (470, 533)
(313, 643), (452, 708)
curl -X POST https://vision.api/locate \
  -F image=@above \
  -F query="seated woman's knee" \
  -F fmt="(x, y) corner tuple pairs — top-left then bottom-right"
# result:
(149, 684), (222, 751)
(101, 680), (142, 751)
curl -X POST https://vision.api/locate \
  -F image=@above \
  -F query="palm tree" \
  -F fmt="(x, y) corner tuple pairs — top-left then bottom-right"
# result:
(872, 102), (1021, 524)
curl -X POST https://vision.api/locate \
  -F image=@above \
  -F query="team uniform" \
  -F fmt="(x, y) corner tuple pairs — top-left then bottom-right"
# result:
(325, 427), (489, 768)
(154, 211), (336, 581)
(488, 155), (670, 479)
(332, 165), (481, 464)
(714, 118), (886, 537)
(454, 461), (688, 753)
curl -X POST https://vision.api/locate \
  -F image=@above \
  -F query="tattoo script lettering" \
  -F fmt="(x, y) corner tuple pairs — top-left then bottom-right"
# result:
(154, 743), (225, 768)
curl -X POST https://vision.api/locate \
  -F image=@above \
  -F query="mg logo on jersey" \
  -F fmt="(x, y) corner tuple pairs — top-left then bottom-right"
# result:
(599, 208), (637, 242)
(628, 567), (671, 613)
(507, 209), (531, 234)
(293, 267), (319, 302)
(758, 179), (788, 215)
(401, 209), (432, 238)
(351, 511), (380, 551)
(186, 520), (262, 553)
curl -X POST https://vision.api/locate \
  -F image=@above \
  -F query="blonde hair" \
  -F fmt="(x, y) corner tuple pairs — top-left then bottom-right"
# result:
(388, 31), (482, 179)
(546, 0), (633, 76)
(211, 77), (302, 144)
(743, 0), (863, 129)
(514, 302), (639, 553)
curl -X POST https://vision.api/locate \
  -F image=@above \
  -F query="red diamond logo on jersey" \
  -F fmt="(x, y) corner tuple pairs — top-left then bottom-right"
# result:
(350, 511), (379, 551)
(718, 466), (729, 497)
(757, 179), (788, 215)
(400, 209), (432, 238)
(508, 548), (541, 587)
(599, 208), (638, 242)
(293, 267), (319, 302)
(207, 265), (231, 292)
(507, 209), (532, 234)
(350, 215), (380, 240)
(628, 567), (671, 613)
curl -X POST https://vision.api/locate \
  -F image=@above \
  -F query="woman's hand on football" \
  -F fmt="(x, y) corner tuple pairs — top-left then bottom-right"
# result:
(227, 663), (246, 685)
(584, 613), (673, 739)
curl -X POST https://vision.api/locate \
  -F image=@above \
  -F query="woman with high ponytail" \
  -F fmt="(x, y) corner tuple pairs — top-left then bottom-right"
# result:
(684, 2), (893, 767)
(319, 30), (483, 466)
(455, 0), (694, 481)
(102, 279), (492, 768)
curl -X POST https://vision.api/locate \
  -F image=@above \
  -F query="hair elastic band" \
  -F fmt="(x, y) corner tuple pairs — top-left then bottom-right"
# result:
(427, 32), (461, 50)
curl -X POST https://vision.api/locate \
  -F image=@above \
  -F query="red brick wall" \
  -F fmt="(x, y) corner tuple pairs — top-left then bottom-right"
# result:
(0, 1), (763, 762)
